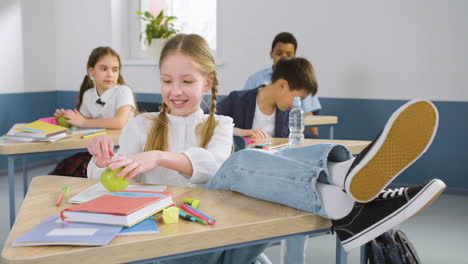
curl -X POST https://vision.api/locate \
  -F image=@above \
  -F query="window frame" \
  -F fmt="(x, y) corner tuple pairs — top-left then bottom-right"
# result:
(122, 0), (223, 66)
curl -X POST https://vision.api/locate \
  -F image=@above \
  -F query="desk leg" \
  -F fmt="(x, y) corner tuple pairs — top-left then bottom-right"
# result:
(8, 156), (16, 228)
(360, 245), (368, 264)
(330, 126), (334, 139)
(335, 236), (348, 264)
(22, 156), (28, 197)
(279, 239), (286, 264)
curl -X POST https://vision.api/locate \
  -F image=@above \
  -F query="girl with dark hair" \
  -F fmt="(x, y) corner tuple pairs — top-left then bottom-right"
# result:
(54, 46), (136, 129)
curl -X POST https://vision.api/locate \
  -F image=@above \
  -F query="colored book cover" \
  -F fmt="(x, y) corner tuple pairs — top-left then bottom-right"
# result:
(13, 215), (122, 246)
(38, 117), (59, 125)
(118, 217), (159, 236)
(61, 190), (174, 227)
(15, 120), (68, 138)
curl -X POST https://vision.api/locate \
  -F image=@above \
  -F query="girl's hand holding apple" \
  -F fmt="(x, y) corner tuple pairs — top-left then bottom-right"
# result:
(107, 151), (162, 181)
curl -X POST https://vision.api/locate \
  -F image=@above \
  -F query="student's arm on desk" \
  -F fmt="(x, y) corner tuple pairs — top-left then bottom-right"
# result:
(234, 127), (268, 139)
(64, 105), (133, 129)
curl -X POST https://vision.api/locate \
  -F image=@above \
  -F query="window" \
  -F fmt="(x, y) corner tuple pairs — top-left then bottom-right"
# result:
(127, 0), (217, 62)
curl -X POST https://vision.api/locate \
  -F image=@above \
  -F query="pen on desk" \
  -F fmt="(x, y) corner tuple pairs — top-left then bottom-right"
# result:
(180, 204), (215, 225)
(184, 204), (216, 222)
(81, 131), (106, 139)
(56, 186), (70, 206)
(267, 143), (290, 150)
(179, 211), (207, 225)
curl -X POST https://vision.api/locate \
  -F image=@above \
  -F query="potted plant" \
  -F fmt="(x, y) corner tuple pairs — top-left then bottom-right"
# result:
(136, 10), (178, 62)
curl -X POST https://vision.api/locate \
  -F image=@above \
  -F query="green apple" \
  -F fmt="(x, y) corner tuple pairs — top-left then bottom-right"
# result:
(57, 116), (72, 128)
(100, 167), (130, 192)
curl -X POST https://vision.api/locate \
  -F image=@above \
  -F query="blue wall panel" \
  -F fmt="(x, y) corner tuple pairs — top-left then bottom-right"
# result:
(1, 92), (467, 189)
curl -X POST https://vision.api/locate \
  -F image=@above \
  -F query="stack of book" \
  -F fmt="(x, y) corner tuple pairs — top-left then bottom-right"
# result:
(12, 190), (173, 247)
(1, 120), (68, 142)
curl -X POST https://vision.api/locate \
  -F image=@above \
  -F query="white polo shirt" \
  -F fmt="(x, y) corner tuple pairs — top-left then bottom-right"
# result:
(252, 102), (275, 138)
(79, 85), (136, 119)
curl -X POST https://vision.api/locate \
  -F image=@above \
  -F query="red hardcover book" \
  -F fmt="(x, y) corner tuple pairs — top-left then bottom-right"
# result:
(61, 190), (173, 227)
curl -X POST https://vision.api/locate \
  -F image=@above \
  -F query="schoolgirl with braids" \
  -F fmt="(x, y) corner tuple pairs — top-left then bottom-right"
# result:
(86, 34), (234, 187)
(54, 46), (136, 129)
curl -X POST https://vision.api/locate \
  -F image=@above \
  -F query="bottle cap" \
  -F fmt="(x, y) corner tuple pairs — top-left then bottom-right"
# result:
(293, 97), (301, 108)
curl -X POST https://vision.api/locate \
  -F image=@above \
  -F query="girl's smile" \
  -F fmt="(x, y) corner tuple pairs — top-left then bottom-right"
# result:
(160, 52), (212, 117)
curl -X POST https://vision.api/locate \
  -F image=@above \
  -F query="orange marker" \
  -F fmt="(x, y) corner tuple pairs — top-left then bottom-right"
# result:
(56, 186), (70, 206)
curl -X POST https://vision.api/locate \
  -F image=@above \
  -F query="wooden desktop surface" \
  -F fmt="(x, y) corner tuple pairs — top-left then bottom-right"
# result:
(1, 176), (330, 264)
(0, 129), (121, 155)
(304, 115), (338, 126)
(252, 138), (370, 155)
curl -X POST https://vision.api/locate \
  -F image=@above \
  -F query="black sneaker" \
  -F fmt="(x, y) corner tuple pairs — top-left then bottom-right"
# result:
(333, 179), (446, 252)
(345, 99), (439, 202)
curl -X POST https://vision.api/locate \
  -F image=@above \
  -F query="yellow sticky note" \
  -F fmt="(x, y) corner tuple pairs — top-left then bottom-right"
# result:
(163, 207), (179, 224)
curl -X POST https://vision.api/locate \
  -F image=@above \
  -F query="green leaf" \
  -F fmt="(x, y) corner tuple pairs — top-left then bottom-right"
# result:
(144, 11), (153, 19)
(137, 9), (178, 41)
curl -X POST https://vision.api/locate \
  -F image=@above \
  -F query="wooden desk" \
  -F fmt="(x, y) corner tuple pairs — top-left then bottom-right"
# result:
(304, 115), (338, 139)
(251, 138), (370, 155)
(1, 176), (335, 264)
(0, 129), (121, 227)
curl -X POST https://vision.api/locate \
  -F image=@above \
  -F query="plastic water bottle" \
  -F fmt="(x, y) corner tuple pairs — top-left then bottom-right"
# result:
(289, 97), (304, 145)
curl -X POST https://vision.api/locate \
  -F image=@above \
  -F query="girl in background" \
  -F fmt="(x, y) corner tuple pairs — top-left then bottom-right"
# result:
(50, 47), (136, 177)
(54, 46), (136, 129)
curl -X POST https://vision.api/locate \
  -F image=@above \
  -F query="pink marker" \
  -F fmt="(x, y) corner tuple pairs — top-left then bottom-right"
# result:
(180, 204), (215, 225)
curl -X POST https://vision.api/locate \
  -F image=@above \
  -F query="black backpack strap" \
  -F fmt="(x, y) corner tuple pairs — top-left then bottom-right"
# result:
(366, 239), (386, 264)
(394, 230), (422, 264)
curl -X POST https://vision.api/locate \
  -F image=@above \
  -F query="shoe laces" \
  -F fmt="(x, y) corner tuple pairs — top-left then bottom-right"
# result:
(379, 187), (406, 199)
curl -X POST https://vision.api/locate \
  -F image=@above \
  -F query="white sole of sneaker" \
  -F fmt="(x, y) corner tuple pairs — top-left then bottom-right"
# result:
(341, 179), (446, 252)
(346, 99), (439, 203)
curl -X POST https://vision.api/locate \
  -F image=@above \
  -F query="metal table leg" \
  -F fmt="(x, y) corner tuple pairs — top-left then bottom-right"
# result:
(22, 155), (28, 196)
(336, 236), (348, 264)
(330, 125), (334, 139)
(8, 156), (16, 228)
(360, 245), (368, 264)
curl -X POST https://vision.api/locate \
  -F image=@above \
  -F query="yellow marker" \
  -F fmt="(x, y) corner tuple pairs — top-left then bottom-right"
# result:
(81, 131), (106, 139)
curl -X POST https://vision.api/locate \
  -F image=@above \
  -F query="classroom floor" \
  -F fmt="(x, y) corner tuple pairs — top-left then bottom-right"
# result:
(1, 163), (467, 264)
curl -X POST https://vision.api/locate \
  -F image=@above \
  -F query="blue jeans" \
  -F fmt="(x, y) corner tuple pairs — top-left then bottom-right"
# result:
(205, 143), (353, 264)
(206, 143), (353, 217)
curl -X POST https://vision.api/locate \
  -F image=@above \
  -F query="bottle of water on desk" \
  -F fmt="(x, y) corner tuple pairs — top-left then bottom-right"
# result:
(289, 97), (304, 145)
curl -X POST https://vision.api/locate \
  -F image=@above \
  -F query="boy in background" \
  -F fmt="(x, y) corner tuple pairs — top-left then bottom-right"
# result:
(243, 32), (321, 137)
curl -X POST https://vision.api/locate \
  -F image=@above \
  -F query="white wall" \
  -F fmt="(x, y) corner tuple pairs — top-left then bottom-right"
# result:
(21, 0), (55, 93)
(55, 0), (112, 92)
(0, 0), (24, 94)
(5, 0), (468, 102)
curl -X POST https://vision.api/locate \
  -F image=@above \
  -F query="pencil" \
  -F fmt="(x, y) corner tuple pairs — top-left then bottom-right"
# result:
(81, 131), (106, 139)
(267, 143), (290, 150)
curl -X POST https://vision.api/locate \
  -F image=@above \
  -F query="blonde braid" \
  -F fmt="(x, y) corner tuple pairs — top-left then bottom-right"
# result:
(144, 103), (169, 151)
(199, 73), (219, 148)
